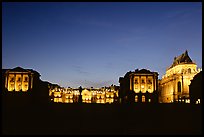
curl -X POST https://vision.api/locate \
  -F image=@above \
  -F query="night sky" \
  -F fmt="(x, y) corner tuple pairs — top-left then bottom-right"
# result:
(2, 2), (202, 88)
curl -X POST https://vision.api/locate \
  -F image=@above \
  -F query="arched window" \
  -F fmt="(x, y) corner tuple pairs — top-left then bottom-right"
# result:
(188, 68), (191, 74)
(178, 81), (181, 93)
(142, 95), (145, 102)
(135, 95), (138, 102)
(17, 77), (21, 82)
(134, 79), (138, 84)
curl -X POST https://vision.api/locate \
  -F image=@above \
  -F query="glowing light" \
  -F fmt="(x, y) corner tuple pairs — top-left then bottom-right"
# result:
(142, 96), (145, 102)
(54, 94), (58, 97)
(135, 96), (138, 102)
(186, 99), (190, 103)
(196, 99), (200, 104)
(64, 99), (68, 103)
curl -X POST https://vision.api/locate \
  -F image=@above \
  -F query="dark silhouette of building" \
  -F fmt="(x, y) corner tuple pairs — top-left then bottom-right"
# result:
(119, 69), (159, 103)
(189, 71), (202, 104)
(78, 86), (83, 103)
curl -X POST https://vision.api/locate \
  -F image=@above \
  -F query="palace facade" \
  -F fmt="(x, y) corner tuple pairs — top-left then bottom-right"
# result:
(2, 66), (56, 104)
(159, 50), (201, 103)
(119, 69), (159, 103)
(2, 50), (201, 105)
(49, 85), (119, 104)
(2, 67), (40, 92)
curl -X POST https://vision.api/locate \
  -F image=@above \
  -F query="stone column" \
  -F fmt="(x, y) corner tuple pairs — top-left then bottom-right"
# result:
(5, 73), (8, 89)
(153, 75), (155, 91)
(146, 75), (148, 92)
(30, 74), (33, 90)
(181, 74), (184, 96)
(14, 73), (16, 91)
(21, 74), (23, 91)
(139, 76), (141, 92)
(132, 75), (134, 91)
(130, 75), (132, 91)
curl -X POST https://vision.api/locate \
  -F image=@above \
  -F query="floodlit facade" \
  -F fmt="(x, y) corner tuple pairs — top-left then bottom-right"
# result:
(49, 85), (119, 104)
(3, 50), (201, 105)
(159, 50), (201, 103)
(2, 67), (40, 92)
(119, 69), (159, 103)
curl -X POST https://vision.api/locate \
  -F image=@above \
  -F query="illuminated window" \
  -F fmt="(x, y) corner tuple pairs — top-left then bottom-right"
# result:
(10, 77), (15, 82)
(135, 79), (138, 84)
(141, 79), (145, 84)
(142, 95), (145, 102)
(148, 80), (152, 84)
(141, 85), (144, 89)
(24, 77), (28, 82)
(54, 98), (59, 103)
(135, 95), (138, 102)
(196, 99), (201, 104)
(58, 98), (62, 102)
(135, 85), (138, 89)
(188, 68), (191, 74)
(185, 99), (190, 103)
(17, 78), (21, 82)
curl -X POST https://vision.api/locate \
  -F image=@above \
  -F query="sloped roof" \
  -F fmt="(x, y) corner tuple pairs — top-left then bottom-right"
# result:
(10, 66), (30, 72)
(124, 69), (158, 78)
(169, 50), (194, 69)
(134, 69), (153, 74)
(2, 66), (40, 76)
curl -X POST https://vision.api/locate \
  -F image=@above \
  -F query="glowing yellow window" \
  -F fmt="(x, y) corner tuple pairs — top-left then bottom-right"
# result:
(135, 96), (138, 102)
(142, 95), (145, 102)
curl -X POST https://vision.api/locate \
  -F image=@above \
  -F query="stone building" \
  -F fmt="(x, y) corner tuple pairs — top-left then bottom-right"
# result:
(49, 85), (119, 104)
(159, 50), (201, 103)
(2, 66), (52, 104)
(119, 69), (159, 103)
(2, 67), (40, 93)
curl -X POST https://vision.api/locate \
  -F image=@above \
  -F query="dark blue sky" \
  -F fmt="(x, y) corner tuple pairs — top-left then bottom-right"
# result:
(2, 2), (202, 88)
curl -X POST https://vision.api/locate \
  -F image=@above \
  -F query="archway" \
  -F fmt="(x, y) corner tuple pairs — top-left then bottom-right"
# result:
(178, 81), (181, 93)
